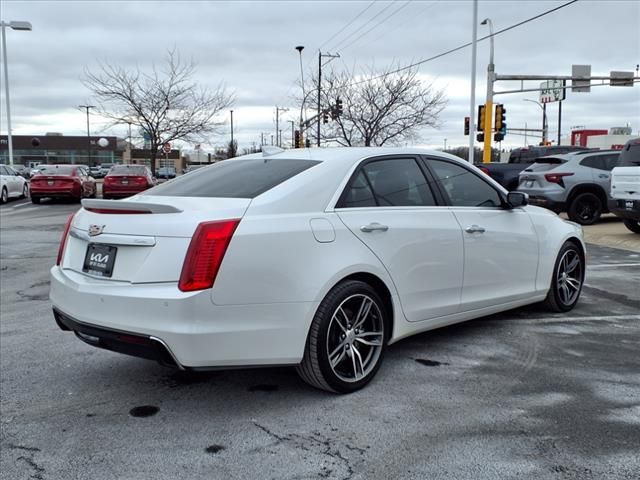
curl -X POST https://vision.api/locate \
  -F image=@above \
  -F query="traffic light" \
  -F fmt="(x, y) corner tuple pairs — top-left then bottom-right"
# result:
(322, 111), (329, 124)
(476, 133), (484, 142)
(294, 130), (301, 148)
(494, 132), (504, 142)
(494, 104), (506, 134)
(336, 97), (343, 116)
(464, 116), (470, 136)
(478, 105), (486, 132)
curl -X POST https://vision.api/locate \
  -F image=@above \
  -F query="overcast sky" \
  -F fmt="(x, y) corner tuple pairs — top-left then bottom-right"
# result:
(2, 0), (639, 153)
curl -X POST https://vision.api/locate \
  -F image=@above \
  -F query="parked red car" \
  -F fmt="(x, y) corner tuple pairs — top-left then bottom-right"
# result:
(102, 165), (155, 199)
(30, 164), (96, 204)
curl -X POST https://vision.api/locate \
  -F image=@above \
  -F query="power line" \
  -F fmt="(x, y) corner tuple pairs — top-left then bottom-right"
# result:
(347, 0), (580, 86)
(329, 1), (400, 52)
(335, 0), (414, 53)
(318, 0), (379, 52)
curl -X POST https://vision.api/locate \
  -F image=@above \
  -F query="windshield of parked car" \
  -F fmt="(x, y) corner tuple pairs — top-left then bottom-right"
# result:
(36, 166), (76, 175)
(143, 158), (320, 198)
(109, 165), (147, 175)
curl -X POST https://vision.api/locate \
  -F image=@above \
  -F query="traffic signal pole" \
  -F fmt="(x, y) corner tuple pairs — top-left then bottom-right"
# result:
(482, 18), (495, 164)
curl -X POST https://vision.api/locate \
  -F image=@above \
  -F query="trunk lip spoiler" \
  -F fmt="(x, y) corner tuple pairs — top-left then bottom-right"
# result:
(81, 199), (183, 214)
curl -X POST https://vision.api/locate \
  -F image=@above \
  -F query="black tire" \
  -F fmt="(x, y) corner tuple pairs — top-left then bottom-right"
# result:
(0, 187), (7, 204)
(567, 192), (602, 225)
(543, 241), (585, 313)
(20, 184), (28, 199)
(297, 280), (388, 393)
(622, 219), (640, 234)
(31, 196), (41, 204)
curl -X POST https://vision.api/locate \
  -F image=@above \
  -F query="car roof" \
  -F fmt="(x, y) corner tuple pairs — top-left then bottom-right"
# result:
(241, 146), (465, 167)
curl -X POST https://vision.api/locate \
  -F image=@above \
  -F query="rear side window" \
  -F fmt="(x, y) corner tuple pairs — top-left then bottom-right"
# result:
(144, 158), (320, 198)
(338, 158), (436, 208)
(581, 154), (619, 171)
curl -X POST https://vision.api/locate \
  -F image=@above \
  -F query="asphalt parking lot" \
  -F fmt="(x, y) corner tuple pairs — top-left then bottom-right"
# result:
(1, 198), (639, 480)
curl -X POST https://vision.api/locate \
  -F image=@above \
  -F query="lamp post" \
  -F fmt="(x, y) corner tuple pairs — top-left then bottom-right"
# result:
(468, 0), (478, 163)
(295, 46), (305, 144)
(78, 105), (95, 165)
(317, 51), (340, 147)
(1, 20), (32, 165)
(524, 99), (547, 144)
(480, 17), (494, 164)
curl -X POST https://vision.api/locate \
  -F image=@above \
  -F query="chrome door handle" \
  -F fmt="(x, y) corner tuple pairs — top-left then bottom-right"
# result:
(465, 225), (486, 234)
(360, 223), (389, 232)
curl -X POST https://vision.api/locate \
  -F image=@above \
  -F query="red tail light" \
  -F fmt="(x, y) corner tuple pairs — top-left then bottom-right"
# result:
(56, 212), (76, 266)
(178, 219), (240, 292)
(104, 176), (116, 185)
(544, 172), (574, 185)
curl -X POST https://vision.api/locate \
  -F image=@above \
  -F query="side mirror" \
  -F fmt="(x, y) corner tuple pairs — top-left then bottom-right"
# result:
(507, 191), (528, 208)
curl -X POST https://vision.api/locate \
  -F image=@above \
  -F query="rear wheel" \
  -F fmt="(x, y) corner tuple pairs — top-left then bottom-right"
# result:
(297, 280), (387, 393)
(543, 242), (584, 312)
(567, 192), (602, 225)
(0, 187), (7, 204)
(20, 184), (28, 199)
(623, 219), (640, 234)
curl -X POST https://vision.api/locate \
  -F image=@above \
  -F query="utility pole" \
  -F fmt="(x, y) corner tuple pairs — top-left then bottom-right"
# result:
(287, 120), (295, 148)
(78, 105), (95, 165)
(275, 107), (289, 147)
(317, 51), (340, 147)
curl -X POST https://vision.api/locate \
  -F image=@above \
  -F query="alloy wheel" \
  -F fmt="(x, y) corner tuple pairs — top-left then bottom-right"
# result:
(326, 294), (384, 383)
(556, 249), (583, 306)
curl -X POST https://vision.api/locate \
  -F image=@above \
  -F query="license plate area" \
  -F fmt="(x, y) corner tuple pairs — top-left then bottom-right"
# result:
(83, 243), (117, 277)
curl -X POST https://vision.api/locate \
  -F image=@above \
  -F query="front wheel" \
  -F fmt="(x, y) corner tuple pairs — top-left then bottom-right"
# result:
(623, 219), (640, 234)
(568, 192), (602, 225)
(543, 242), (585, 312)
(297, 280), (387, 393)
(0, 187), (7, 204)
(20, 184), (28, 199)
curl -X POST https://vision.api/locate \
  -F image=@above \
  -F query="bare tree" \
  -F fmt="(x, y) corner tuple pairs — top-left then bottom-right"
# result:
(83, 49), (234, 172)
(306, 65), (446, 147)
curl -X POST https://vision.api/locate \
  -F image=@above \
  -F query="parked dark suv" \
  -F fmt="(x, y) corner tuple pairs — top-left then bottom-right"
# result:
(609, 138), (640, 233)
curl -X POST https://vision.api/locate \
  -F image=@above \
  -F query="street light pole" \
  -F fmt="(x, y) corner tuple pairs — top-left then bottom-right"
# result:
(78, 105), (95, 165)
(481, 18), (494, 164)
(468, 0), (478, 163)
(317, 51), (340, 147)
(1, 20), (32, 165)
(295, 46), (305, 143)
(524, 99), (547, 144)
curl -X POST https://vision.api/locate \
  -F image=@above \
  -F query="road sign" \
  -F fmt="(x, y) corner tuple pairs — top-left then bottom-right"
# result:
(162, 142), (171, 154)
(610, 71), (634, 87)
(572, 64), (591, 92)
(540, 80), (565, 103)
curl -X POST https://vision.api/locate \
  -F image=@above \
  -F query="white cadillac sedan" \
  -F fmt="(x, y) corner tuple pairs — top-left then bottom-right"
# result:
(50, 147), (585, 393)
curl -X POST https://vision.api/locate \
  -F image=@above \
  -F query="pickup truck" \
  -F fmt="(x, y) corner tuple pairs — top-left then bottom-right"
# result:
(608, 137), (640, 233)
(474, 145), (592, 190)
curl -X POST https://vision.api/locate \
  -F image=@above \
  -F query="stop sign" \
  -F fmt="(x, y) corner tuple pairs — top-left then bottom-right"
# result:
(162, 142), (171, 154)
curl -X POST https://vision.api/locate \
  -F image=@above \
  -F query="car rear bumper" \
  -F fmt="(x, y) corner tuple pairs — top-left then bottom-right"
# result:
(49, 265), (317, 369)
(31, 186), (80, 198)
(102, 187), (147, 198)
(608, 199), (640, 221)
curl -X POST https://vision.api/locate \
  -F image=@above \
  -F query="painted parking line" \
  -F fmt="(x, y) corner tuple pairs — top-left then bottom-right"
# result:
(12, 200), (34, 209)
(587, 263), (640, 269)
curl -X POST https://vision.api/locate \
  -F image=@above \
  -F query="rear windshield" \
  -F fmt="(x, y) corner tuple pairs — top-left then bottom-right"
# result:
(532, 157), (567, 164)
(619, 141), (640, 166)
(143, 158), (320, 198)
(109, 165), (146, 175)
(38, 166), (76, 175)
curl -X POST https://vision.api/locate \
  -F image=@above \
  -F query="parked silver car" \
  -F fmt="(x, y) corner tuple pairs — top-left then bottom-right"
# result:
(517, 150), (620, 225)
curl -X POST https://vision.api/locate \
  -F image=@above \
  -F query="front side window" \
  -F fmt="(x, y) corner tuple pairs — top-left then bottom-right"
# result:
(428, 159), (503, 207)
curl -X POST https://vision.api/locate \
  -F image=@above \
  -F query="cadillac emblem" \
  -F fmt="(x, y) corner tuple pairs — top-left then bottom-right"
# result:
(88, 224), (105, 237)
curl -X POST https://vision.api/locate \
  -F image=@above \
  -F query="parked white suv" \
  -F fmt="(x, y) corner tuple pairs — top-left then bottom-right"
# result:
(0, 164), (29, 204)
(609, 138), (640, 233)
